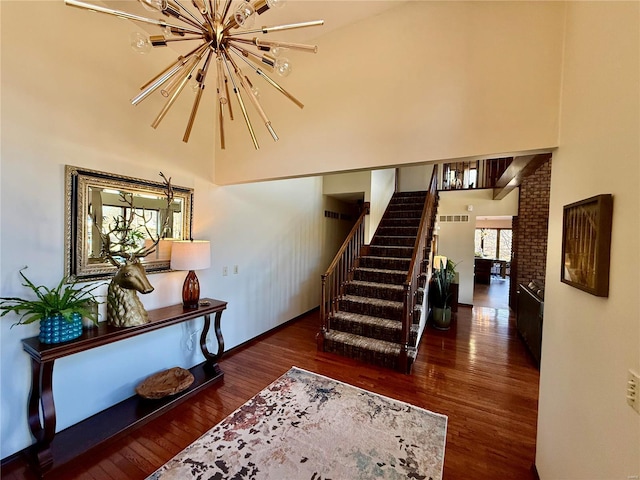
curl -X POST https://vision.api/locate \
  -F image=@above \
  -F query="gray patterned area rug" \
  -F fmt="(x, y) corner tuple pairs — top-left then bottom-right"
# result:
(147, 367), (447, 480)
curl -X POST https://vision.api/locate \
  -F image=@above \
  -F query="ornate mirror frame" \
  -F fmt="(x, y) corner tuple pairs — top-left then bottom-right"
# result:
(65, 165), (193, 282)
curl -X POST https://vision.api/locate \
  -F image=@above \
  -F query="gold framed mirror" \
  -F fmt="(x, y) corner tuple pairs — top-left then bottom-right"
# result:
(65, 165), (193, 282)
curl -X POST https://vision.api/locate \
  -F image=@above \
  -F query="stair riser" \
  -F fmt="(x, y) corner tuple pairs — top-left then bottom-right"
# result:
(371, 236), (416, 247)
(324, 339), (400, 370)
(367, 246), (414, 258)
(387, 205), (425, 215)
(330, 318), (420, 346)
(344, 283), (405, 302)
(359, 256), (411, 271)
(331, 316), (402, 343)
(354, 269), (407, 284)
(379, 218), (421, 228)
(338, 298), (402, 321)
(383, 210), (423, 219)
(376, 226), (419, 237)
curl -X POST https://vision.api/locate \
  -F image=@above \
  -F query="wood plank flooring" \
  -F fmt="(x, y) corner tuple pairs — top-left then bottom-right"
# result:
(3, 304), (540, 480)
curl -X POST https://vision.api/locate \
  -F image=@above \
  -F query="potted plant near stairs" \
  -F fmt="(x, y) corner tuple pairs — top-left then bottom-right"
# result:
(0, 268), (100, 344)
(428, 259), (455, 330)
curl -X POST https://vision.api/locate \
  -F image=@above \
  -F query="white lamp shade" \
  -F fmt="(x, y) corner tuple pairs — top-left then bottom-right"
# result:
(170, 240), (211, 271)
(433, 255), (448, 270)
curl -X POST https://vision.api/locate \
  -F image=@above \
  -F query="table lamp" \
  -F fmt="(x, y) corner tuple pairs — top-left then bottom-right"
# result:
(433, 255), (448, 270)
(170, 240), (211, 309)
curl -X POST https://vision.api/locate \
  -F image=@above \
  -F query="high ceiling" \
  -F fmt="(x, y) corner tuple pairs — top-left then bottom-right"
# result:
(104, 1), (404, 45)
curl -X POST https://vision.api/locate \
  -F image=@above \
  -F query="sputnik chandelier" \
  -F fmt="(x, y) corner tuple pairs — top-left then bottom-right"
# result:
(65, 0), (323, 149)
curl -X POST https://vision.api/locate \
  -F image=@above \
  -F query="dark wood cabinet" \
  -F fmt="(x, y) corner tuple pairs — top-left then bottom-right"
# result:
(516, 285), (543, 366)
(21, 298), (227, 477)
(474, 258), (493, 284)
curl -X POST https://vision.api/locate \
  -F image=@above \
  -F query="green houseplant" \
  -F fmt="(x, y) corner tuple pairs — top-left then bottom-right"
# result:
(0, 268), (101, 344)
(429, 259), (456, 330)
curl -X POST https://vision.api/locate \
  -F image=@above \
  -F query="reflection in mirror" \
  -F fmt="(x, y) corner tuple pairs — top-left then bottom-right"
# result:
(65, 166), (193, 281)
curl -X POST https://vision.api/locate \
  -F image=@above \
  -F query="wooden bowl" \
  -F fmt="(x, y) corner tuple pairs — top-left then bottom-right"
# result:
(136, 367), (195, 399)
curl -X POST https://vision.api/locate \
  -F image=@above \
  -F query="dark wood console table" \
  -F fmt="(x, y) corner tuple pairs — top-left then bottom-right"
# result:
(21, 298), (227, 477)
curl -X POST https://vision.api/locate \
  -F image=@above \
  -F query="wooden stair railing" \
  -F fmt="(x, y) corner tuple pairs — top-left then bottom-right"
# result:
(398, 165), (439, 372)
(317, 202), (370, 350)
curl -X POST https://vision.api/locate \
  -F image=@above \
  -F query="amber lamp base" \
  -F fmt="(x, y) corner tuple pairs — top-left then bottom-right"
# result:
(182, 270), (200, 309)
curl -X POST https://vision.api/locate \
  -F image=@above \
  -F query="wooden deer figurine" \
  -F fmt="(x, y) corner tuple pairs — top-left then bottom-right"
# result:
(98, 173), (174, 327)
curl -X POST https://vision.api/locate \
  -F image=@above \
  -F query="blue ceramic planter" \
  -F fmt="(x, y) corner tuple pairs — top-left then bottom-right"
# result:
(39, 313), (83, 344)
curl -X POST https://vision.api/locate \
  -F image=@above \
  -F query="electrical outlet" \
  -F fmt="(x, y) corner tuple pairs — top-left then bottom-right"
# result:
(222, 266), (228, 276)
(233, 265), (239, 274)
(627, 369), (640, 414)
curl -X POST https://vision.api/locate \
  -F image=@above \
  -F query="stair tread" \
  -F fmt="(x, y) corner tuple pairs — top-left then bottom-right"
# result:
(347, 280), (404, 291)
(333, 311), (402, 328)
(341, 294), (403, 308)
(360, 256), (411, 263)
(332, 310), (422, 330)
(355, 267), (408, 275)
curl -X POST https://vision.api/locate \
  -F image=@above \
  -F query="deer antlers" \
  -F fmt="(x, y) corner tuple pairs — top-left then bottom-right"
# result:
(95, 172), (175, 267)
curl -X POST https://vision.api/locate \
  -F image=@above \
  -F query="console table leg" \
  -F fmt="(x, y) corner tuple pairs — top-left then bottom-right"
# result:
(199, 312), (225, 371)
(27, 359), (56, 474)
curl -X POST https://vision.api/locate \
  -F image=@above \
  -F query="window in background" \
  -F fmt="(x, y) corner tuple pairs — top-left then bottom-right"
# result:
(475, 228), (512, 261)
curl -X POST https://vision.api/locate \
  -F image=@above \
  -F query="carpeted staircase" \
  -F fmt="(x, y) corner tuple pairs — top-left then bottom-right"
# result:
(322, 191), (436, 372)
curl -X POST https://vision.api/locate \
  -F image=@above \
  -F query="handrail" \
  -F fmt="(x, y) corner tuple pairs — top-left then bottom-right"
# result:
(317, 202), (370, 350)
(399, 165), (439, 372)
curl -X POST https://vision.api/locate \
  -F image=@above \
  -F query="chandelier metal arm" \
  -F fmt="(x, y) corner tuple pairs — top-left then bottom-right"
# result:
(230, 46), (303, 109)
(150, 45), (210, 128)
(226, 53), (278, 142)
(183, 49), (214, 142)
(228, 42), (275, 69)
(220, 0), (233, 24)
(229, 20), (324, 36)
(139, 44), (204, 91)
(216, 56), (229, 106)
(222, 51), (259, 149)
(64, 0), (203, 35)
(159, 1), (206, 31)
(150, 35), (205, 47)
(132, 43), (209, 105)
(170, 0), (205, 28)
(231, 37), (318, 54)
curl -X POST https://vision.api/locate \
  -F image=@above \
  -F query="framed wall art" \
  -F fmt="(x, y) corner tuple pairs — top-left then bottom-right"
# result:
(561, 194), (613, 297)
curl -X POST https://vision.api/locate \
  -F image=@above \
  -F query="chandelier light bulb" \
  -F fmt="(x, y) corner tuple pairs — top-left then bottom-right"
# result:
(266, 0), (286, 9)
(275, 57), (292, 77)
(270, 46), (288, 57)
(130, 32), (152, 54)
(138, 0), (164, 12)
(234, 3), (256, 28)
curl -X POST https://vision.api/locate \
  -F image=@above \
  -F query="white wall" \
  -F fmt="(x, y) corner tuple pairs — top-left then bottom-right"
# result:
(369, 169), (396, 239)
(322, 169), (395, 242)
(397, 164), (435, 193)
(476, 218), (512, 230)
(321, 196), (359, 273)
(215, 1), (565, 184)
(536, 2), (640, 478)
(437, 189), (519, 304)
(0, 2), (324, 459)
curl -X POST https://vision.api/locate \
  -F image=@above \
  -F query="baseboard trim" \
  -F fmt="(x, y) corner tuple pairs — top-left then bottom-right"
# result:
(532, 463), (541, 480)
(223, 306), (319, 356)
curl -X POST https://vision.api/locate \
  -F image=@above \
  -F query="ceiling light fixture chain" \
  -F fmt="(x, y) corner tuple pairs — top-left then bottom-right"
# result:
(65, 0), (323, 149)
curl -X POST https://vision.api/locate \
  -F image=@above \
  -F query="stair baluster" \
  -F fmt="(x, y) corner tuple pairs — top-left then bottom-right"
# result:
(318, 203), (370, 350)
(399, 165), (439, 372)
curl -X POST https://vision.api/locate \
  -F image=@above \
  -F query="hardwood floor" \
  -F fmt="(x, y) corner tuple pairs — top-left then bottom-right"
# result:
(3, 305), (540, 480)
